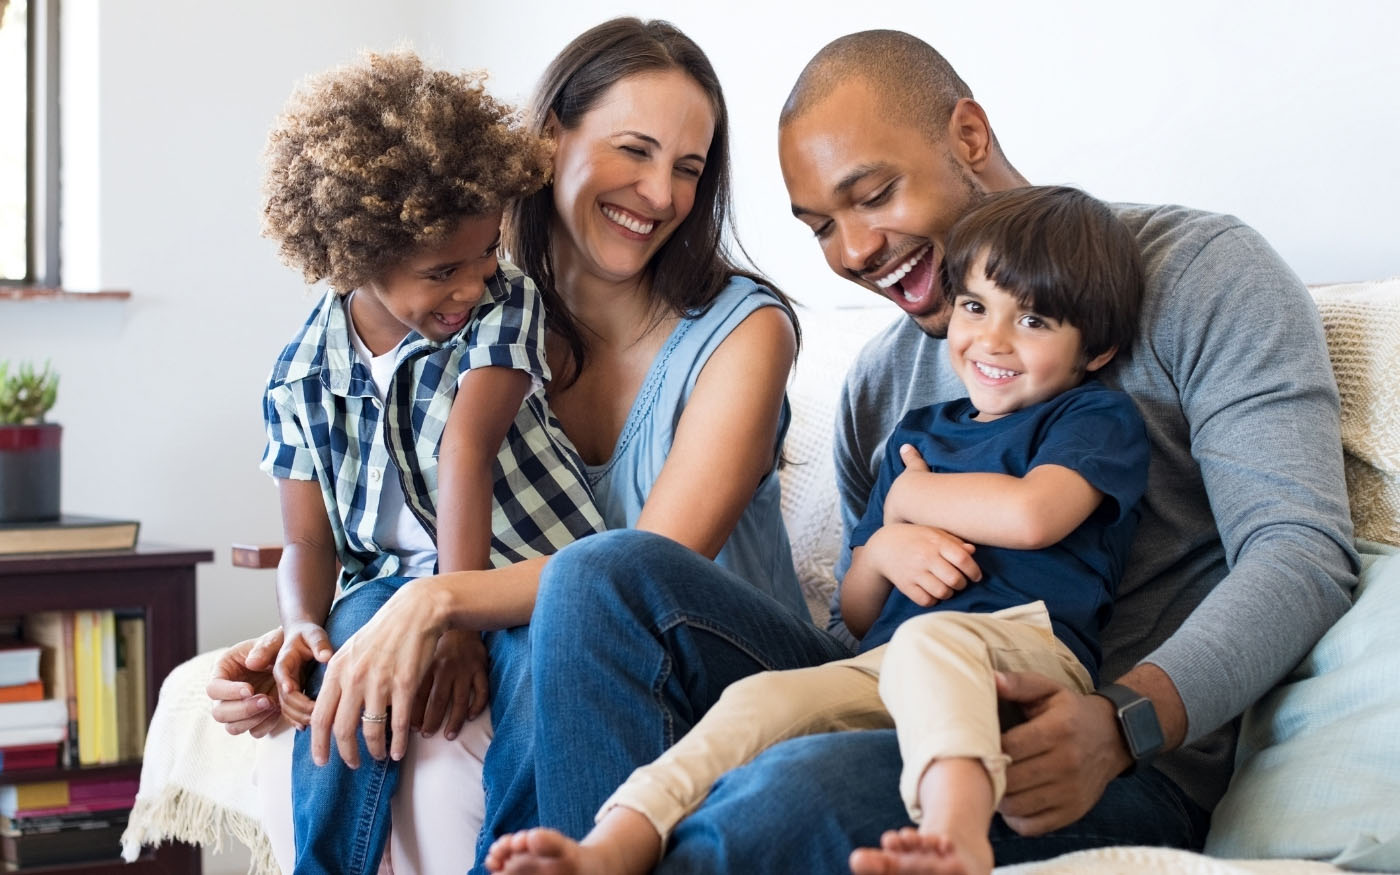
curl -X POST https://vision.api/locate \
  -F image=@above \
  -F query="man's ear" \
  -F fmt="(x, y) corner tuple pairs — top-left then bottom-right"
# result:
(1084, 346), (1118, 373)
(948, 98), (994, 172)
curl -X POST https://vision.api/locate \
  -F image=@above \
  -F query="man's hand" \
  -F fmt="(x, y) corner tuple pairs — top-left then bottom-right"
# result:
(866, 523), (980, 606)
(410, 627), (489, 738)
(207, 627), (287, 737)
(995, 670), (1129, 835)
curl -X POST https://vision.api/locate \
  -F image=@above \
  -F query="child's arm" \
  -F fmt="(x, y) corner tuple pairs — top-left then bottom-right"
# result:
(428, 365), (532, 727)
(882, 444), (1105, 550)
(272, 477), (340, 729)
(436, 366), (533, 571)
(841, 526), (980, 638)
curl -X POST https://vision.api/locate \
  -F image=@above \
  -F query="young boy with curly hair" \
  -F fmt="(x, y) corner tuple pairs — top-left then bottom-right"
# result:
(486, 185), (1149, 875)
(258, 51), (603, 874)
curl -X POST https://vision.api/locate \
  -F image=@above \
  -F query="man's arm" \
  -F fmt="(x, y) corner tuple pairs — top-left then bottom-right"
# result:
(1134, 225), (1356, 744)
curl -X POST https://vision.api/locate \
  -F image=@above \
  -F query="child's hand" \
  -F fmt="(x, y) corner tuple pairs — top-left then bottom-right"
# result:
(867, 523), (980, 606)
(411, 628), (490, 739)
(884, 443), (932, 526)
(273, 620), (333, 730)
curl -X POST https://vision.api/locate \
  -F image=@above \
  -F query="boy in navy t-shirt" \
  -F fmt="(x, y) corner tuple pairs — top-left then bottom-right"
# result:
(484, 186), (1148, 875)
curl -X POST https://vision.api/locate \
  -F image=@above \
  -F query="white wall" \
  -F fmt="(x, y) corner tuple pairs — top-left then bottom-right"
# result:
(1, 0), (1396, 656)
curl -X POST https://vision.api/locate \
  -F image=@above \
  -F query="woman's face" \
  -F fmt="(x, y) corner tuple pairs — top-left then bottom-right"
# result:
(549, 69), (717, 289)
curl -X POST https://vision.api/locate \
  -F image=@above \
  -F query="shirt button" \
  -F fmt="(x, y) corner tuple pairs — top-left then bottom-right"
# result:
(369, 469), (382, 484)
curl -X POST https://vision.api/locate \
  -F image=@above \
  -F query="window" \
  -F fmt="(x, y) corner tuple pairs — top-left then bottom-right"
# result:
(0, 0), (58, 286)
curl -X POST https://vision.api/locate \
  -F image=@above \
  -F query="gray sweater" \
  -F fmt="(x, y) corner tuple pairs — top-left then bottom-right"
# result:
(831, 203), (1358, 810)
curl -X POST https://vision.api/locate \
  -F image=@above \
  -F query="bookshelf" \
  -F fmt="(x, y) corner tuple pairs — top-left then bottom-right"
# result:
(0, 543), (210, 874)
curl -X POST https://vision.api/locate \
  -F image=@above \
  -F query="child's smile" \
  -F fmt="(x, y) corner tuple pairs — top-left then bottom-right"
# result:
(948, 254), (1115, 422)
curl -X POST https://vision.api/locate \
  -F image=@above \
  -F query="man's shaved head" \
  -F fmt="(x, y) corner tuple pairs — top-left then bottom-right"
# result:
(781, 30), (972, 143)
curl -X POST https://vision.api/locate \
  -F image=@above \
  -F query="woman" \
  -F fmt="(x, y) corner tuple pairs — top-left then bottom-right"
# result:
(210, 17), (842, 874)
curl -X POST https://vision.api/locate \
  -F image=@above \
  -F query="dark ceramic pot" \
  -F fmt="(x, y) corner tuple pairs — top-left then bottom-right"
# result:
(0, 423), (61, 522)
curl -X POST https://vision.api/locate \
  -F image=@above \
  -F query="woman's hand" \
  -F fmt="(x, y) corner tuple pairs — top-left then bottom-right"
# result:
(308, 577), (452, 768)
(207, 627), (287, 737)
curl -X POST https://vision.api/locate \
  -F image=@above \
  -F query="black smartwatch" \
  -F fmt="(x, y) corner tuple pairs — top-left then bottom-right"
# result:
(1093, 683), (1164, 775)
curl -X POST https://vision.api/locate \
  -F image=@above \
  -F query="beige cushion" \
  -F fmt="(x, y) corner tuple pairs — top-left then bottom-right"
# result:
(1310, 280), (1400, 546)
(780, 306), (902, 626)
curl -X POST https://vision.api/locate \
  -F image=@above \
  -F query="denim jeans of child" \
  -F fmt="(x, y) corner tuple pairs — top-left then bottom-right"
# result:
(290, 576), (412, 875)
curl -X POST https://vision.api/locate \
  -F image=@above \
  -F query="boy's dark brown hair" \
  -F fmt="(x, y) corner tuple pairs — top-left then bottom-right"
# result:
(942, 185), (1144, 359)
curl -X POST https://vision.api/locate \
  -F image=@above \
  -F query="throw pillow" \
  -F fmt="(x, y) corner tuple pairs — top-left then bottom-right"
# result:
(1205, 541), (1400, 869)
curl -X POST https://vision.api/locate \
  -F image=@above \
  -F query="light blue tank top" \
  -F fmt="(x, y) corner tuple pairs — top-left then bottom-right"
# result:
(585, 277), (808, 619)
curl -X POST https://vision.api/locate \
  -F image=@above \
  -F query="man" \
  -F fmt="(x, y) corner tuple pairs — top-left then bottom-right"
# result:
(666, 30), (1356, 870)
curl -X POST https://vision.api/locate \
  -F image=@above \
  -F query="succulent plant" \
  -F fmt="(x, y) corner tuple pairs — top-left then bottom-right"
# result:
(0, 361), (59, 425)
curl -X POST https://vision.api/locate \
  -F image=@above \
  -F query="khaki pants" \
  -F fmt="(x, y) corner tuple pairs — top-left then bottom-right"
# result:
(599, 601), (1093, 838)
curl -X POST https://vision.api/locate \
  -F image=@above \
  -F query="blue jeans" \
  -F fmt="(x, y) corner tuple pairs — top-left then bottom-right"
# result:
(470, 529), (852, 872)
(290, 577), (411, 875)
(293, 581), (532, 875)
(656, 729), (1210, 873)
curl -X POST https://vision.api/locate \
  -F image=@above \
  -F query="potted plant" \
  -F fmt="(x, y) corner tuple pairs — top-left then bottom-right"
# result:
(0, 360), (61, 522)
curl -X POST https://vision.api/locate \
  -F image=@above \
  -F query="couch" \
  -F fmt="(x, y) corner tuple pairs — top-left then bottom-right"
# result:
(121, 279), (1400, 873)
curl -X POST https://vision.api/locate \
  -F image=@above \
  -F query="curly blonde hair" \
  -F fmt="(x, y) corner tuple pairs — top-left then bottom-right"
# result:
(262, 50), (552, 293)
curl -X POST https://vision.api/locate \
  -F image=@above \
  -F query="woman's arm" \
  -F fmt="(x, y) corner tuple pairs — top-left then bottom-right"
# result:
(634, 305), (796, 558)
(315, 306), (795, 764)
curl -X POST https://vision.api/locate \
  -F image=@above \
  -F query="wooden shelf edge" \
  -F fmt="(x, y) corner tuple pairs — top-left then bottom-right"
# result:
(0, 287), (131, 301)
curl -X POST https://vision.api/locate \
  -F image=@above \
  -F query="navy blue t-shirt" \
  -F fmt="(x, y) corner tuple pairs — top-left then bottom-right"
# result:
(848, 380), (1149, 682)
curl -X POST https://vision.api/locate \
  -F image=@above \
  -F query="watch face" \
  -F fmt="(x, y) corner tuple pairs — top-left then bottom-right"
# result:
(1120, 698), (1165, 757)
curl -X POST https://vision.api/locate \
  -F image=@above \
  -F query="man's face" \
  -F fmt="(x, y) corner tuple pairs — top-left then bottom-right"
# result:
(779, 79), (985, 337)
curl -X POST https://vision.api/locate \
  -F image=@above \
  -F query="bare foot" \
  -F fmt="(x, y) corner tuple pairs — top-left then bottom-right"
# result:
(849, 827), (993, 875)
(485, 827), (638, 875)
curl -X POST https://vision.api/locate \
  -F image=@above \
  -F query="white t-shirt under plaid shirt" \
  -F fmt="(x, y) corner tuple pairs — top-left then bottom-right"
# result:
(260, 260), (604, 597)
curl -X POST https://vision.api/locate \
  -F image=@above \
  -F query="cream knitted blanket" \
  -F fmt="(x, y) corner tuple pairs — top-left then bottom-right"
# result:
(119, 649), (278, 875)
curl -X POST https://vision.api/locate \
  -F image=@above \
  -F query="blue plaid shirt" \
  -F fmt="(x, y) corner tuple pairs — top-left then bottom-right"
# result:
(261, 260), (604, 596)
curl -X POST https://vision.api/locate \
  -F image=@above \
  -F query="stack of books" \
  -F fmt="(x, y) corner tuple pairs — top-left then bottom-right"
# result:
(0, 775), (137, 868)
(14, 612), (147, 769)
(0, 640), (63, 774)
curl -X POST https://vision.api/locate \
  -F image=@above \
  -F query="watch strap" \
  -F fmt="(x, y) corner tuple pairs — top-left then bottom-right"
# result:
(1093, 682), (1163, 775)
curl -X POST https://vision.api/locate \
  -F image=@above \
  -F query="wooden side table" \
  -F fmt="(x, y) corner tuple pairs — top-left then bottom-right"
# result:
(0, 543), (211, 874)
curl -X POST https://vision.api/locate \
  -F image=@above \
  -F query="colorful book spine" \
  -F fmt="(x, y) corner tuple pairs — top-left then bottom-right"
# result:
(73, 612), (98, 765)
(96, 611), (119, 763)
(0, 681), (44, 704)
(0, 743), (60, 773)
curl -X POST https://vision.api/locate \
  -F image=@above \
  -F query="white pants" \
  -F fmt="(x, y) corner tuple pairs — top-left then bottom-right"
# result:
(254, 708), (493, 874)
